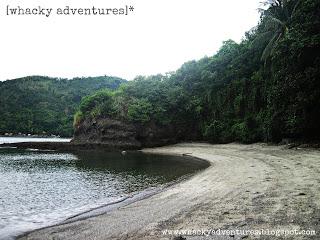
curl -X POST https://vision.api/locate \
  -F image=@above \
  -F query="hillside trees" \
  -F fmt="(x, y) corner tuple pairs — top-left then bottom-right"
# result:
(75, 0), (320, 143)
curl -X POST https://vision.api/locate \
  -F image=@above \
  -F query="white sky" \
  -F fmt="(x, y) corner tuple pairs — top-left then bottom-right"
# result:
(0, 0), (261, 81)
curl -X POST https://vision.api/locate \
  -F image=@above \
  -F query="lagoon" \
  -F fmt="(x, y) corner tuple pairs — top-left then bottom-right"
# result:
(0, 138), (208, 240)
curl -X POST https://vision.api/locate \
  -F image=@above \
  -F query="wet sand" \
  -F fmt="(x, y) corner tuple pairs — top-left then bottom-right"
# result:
(18, 143), (320, 240)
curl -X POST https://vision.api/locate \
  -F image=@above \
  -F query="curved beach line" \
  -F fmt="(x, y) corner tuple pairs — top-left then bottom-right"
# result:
(18, 143), (320, 240)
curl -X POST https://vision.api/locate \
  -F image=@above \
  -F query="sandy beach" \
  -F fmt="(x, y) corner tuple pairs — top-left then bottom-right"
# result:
(18, 143), (320, 240)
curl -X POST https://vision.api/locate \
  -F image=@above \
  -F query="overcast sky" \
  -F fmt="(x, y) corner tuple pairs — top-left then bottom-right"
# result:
(0, 0), (261, 81)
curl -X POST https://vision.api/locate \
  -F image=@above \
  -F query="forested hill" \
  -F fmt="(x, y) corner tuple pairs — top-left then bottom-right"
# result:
(74, 0), (320, 146)
(0, 76), (126, 137)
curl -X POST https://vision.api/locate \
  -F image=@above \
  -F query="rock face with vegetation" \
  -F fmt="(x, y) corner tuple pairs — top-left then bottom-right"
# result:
(73, 83), (201, 147)
(73, 118), (140, 148)
(73, 0), (320, 147)
(73, 115), (181, 148)
(0, 76), (125, 137)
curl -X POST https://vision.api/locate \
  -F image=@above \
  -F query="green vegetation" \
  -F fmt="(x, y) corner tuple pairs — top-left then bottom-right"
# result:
(0, 76), (125, 137)
(77, 0), (320, 143)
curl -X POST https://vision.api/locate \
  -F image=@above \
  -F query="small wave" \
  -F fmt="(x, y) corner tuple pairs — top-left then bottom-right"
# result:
(64, 187), (161, 223)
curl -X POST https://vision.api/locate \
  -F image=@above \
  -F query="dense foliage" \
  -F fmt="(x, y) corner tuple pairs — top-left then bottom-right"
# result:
(77, 0), (320, 143)
(0, 76), (125, 137)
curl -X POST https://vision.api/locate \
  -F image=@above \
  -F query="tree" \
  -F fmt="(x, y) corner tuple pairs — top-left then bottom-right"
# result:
(256, 0), (301, 62)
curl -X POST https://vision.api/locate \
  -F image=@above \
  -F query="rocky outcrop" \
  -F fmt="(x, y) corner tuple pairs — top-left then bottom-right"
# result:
(73, 118), (178, 149)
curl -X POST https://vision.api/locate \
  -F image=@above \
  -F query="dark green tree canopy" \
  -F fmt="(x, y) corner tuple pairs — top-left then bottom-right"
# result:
(76, 0), (320, 143)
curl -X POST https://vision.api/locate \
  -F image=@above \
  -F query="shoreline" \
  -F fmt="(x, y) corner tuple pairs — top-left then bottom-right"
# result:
(15, 153), (209, 240)
(17, 143), (320, 239)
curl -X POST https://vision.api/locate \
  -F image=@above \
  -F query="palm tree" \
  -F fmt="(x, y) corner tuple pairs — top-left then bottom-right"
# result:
(254, 0), (301, 62)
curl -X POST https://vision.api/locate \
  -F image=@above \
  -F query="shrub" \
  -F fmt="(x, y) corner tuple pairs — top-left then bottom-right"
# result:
(127, 98), (153, 123)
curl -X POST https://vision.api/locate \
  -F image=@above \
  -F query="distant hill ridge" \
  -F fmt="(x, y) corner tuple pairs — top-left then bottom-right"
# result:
(0, 75), (126, 137)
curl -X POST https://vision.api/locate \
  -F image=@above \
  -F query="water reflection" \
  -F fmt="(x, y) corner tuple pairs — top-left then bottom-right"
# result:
(74, 150), (208, 181)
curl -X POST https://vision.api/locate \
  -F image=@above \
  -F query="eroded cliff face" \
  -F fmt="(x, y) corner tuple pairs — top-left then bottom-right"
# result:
(73, 118), (178, 149)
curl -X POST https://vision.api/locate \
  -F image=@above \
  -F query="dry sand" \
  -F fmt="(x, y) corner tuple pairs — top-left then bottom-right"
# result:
(19, 143), (320, 240)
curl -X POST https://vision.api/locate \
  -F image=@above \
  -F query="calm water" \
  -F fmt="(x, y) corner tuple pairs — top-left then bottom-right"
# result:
(0, 138), (208, 240)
